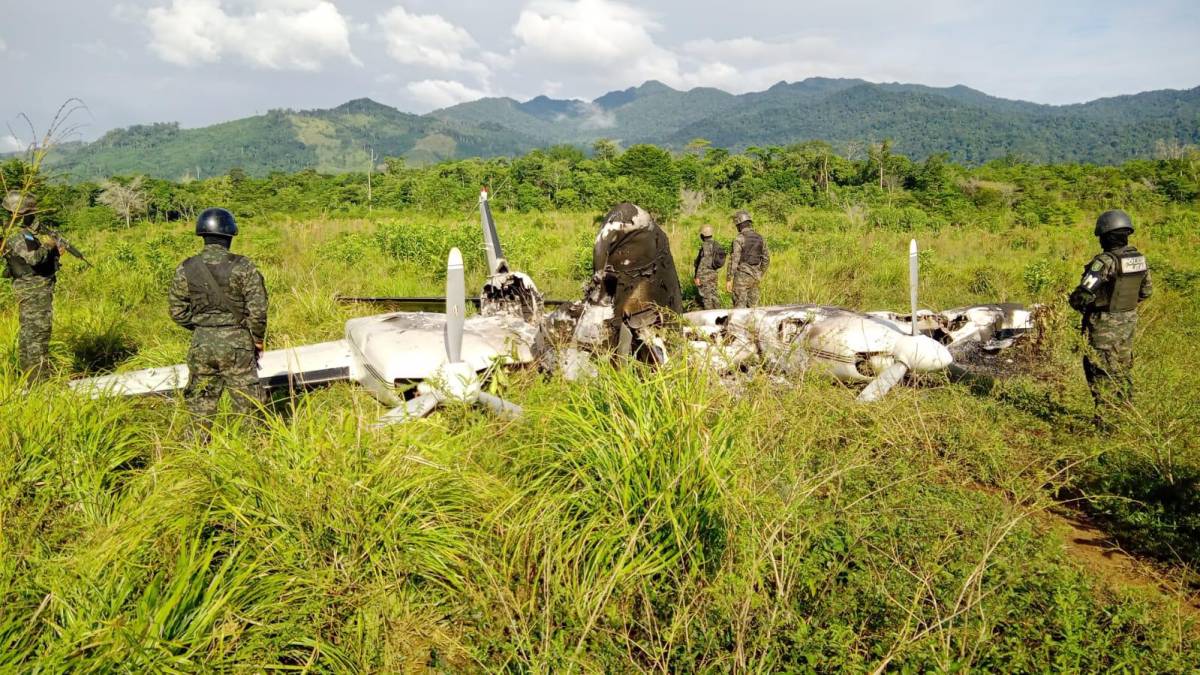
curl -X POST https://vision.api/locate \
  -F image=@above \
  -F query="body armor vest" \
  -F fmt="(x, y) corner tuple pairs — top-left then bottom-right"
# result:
(739, 228), (765, 267)
(182, 256), (246, 327)
(1104, 248), (1147, 313)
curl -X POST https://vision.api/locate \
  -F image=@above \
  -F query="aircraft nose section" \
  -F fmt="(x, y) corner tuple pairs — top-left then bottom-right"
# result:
(895, 335), (953, 373)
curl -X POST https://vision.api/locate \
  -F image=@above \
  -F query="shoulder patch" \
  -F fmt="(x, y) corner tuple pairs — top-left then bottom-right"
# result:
(1088, 260), (1105, 272)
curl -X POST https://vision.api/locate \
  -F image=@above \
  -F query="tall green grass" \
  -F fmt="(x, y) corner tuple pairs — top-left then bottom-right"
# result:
(1, 206), (1198, 669)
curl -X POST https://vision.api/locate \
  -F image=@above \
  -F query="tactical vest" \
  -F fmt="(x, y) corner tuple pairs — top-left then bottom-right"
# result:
(1103, 248), (1148, 313)
(739, 228), (765, 267)
(182, 256), (246, 327)
(3, 231), (59, 280)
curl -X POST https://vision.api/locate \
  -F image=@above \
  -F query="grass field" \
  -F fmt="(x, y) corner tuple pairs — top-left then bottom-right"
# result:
(2, 204), (1199, 670)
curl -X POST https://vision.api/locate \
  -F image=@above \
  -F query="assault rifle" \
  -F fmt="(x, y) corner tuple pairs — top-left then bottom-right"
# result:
(44, 229), (92, 268)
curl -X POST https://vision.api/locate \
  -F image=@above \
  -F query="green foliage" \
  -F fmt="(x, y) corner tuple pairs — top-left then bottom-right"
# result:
(3, 143), (1200, 670)
(43, 81), (1200, 183)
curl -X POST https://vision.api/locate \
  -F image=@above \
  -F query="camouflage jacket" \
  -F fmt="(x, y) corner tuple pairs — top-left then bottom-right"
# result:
(1068, 245), (1153, 316)
(3, 223), (60, 280)
(168, 244), (268, 340)
(727, 227), (770, 280)
(693, 238), (722, 280)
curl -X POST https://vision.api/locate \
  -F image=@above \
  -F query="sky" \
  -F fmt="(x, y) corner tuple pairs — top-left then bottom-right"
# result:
(2, 0), (1198, 148)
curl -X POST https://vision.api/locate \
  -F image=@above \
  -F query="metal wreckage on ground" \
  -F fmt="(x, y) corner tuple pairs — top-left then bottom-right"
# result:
(70, 192), (1040, 423)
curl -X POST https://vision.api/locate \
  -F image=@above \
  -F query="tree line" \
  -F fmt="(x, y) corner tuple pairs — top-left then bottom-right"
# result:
(5, 139), (1199, 232)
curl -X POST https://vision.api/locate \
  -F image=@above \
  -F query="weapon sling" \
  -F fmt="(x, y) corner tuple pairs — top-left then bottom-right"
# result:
(184, 258), (245, 327)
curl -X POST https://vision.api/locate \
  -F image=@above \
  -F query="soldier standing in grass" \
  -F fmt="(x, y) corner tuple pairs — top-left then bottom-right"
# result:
(1068, 210), (1152, 429)
(692, 225), (724, 310)
(725, 209), (770, 308)
(169, 208), (268, 440)
(3, 191), (62, 381)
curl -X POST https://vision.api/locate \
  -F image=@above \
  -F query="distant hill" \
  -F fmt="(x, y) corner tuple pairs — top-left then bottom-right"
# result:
(38, 79), (1200, 179)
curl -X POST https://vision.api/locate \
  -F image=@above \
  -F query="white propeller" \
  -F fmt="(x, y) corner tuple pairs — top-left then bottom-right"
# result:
(857, 239), (922, 403)
(480, 189), (504, 276)
(375, 247), (522, 426)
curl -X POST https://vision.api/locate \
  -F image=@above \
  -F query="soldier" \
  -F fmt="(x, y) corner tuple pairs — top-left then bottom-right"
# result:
(1068, 210), (1152, 428)
(692, 225), (724, 310)
(725, 209), (770, 308)
(169, 208), (268, 440)
(3, 191), (62, 381)
(591, 202), (682, 359)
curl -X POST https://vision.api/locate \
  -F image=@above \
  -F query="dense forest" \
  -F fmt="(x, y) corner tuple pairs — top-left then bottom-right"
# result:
(16, 139), (1200, 235)
(31, 78), (1200, 180)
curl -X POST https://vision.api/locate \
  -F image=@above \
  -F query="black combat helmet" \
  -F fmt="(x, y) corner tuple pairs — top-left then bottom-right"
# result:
(196, 208), (238, 238)
(1094, 210), (1134, 236)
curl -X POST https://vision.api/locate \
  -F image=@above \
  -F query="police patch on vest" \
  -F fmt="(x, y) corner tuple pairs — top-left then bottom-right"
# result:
(1119, 255), (1147, 274)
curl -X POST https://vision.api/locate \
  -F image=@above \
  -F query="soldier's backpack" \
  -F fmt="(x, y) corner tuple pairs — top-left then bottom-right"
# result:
(711, 242), (727, 269)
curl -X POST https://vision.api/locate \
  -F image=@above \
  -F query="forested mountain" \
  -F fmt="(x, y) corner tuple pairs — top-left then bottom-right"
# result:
(39, 78), (1200, 179)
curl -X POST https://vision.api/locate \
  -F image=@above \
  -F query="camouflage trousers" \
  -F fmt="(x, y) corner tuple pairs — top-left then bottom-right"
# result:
(185, 327), (264, 441)
(1082, 311), (1137, 423)
(731, 271), (762, 309)
(13, 277), (54, 381)
(696, 274), (720, 310)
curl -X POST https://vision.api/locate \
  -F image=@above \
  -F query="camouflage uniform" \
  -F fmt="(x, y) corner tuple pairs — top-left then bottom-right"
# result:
(726, 226), (770, 308)
(168, 243), (268, 437)
(1068, 244), (1152, 421)
(692, 236), (722, 310)
(3, 223), (60, 380)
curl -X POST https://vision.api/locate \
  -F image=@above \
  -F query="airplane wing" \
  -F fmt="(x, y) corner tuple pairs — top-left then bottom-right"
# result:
(69, 340), (354, 398)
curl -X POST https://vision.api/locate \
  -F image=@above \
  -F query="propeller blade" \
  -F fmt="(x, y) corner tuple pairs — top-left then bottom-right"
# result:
(445, 248), (466, 364)
(480, 189), (504, 275)
(616, 324), (633, 357)
(857, 362), (909, 403)
(909, 239), (919, 337)
(476, 392), (522, 420)
(373, 393), (440, 427)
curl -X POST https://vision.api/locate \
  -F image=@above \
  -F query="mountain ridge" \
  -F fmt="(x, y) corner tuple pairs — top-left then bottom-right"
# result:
(34, 78), (1200, 180)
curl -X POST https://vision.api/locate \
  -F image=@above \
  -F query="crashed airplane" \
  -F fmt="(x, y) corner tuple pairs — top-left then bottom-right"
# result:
(70, 193), (1038, 421)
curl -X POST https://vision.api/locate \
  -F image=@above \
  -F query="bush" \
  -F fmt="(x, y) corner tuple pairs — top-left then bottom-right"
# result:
(66, 205), (122, 232)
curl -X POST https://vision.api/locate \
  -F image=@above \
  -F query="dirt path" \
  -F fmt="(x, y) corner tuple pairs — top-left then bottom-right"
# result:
(1036, 508), (1200, 622)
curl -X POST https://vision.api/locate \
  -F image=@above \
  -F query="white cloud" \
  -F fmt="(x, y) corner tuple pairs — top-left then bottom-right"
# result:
(0, 38), (7, 52)
(406, 79), (489, 109)
(574, 101), (615, 128)
(378, 6), (488, 77)
(512, 0), (682, 84)
(144, 0), (358, 70)
(1, 135), (25, 153)
(677, 36), (872, 92)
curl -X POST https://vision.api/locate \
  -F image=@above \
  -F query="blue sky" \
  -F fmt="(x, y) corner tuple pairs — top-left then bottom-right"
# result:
(2, 0), (1198, 146)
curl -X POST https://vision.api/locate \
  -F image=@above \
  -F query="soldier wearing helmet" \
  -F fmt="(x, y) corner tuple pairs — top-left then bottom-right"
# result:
(3, 190), (64, 381)
(692, 225), (724, 310)
(168, 208), (268, 441)
(724, 209), (770, 308)
(1068, 209), (1153, 428)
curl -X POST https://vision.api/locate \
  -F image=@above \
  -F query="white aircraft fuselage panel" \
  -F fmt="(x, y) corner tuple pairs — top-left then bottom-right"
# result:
(69, 339), (354, 398)
(681, 304), (953, 384)
(344, 312), (536, 405)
